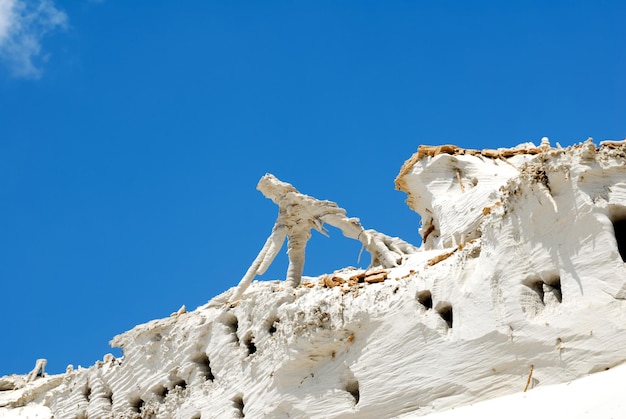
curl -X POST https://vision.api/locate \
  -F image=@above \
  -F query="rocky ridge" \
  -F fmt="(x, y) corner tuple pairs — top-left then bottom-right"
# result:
(2, 138), (626, 418)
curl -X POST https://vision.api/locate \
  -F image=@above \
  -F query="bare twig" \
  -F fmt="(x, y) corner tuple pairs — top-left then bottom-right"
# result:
(523, 364), (534, 392)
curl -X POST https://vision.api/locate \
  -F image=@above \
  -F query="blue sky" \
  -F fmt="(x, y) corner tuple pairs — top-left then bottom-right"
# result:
(0, 1), (624, 376)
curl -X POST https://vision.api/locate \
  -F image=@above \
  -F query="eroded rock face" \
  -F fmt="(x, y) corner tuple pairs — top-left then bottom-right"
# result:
(2, 139), (626, 419)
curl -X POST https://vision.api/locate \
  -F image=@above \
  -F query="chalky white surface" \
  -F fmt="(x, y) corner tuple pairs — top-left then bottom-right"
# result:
(2, 139), (626, 418)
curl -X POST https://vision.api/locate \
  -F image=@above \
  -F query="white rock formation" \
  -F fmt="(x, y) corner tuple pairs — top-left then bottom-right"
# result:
(232, 173), (418, 301)
(2, 138), (626, 419)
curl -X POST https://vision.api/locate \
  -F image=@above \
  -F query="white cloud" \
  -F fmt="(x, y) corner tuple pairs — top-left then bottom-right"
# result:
(0, 1), (15, 43)
(0, 0), (67, 79)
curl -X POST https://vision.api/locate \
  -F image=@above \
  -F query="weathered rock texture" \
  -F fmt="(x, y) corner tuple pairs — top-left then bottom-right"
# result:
(231, 173), (418, 301)
(2, 138), (626, 418)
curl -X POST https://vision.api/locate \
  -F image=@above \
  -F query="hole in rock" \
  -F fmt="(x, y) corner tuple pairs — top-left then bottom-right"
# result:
(153, 385), (168, 400)
(524, 280), (545, 304)
(171, 378), (187, 390)
(191, 414), (201, 419)
(192, 353), (215, 381)
(436, 304), (453, 328)
(266, 316), (279, 335)
(130, 397), (144, 413)
(610, 213), (626, 262)
(543, 279), (562, 304)
(416, 290), (433, 309)
(83, 384), (92, 401)
(232, 394), (245, 418)
(222, 313), (240, 344)
(105, 390), (113, 405)
(346, 379), (360, 404)
(243, 334), (257, 356)
(520, 277), (551, 317)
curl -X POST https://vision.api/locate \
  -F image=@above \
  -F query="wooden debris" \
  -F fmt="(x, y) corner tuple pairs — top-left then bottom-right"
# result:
(600, 139), (626, 149)
(365, 268), (387, 276)
(324, 276), (345, 288)
(347, 277), (360, 287)
(523, 364), (534, 392)
(482, 201), (501, 216)
(365, 272), (387, 283)
(398, 269), (416, 280)
(319, 275), (346, 288)
(318, 268), (390, 289)
(427, 250), (457, 266)
(427, 240), (477, 267)
(361, 268), (388, 283)
(348, 272), (367, 282)
(416, 144), (465, 160)
(480, 148), (501, 158)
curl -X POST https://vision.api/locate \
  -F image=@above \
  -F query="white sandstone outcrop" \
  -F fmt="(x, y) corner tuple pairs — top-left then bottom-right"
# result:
(2, 138), (626, 418)
(232, 173), (418, 301)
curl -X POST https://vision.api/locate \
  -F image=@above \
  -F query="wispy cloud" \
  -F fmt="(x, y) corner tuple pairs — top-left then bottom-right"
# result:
(0, 0), (67, 79)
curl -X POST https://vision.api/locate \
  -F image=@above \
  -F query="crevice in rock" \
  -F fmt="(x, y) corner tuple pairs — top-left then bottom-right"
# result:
(525, 280), (545, 304)
(105, 389), (113, 406)
(192, 353), (215, 381)
(266, 316), (279, 335)
(521, 274), (562, 316)
(171, 378), (187, 390)
(83, 384), (91, 402)
(520, 279), (545, 317)
(130, 397), (144, 414)
(533, 168), (551, 192)
(243, 333), (257, 356)
(222, 313), (240, 344)
(153, 385), (168, 401)
(436, 303), (453, 328)
(346, 379), (360, 404)
(416, 290), (433, 309)
(543, 279), (562, 304)
(615, 219), (626, 262)
(232, 394), (245, 418)
(609, 206), (626, 262)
